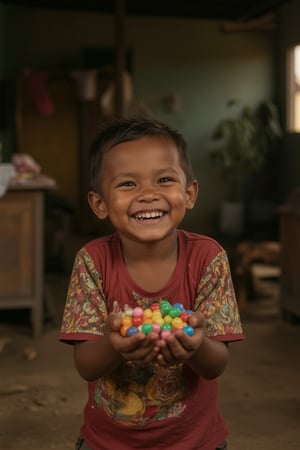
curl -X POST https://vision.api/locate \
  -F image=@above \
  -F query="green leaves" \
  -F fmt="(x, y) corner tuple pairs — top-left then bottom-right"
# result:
(211, 100), (282, 176)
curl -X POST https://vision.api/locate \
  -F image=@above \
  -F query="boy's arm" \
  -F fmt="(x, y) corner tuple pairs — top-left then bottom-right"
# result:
(187, 337), (229, 379)
(156, 311), (229, 379)
(73, 334), (121, 381)
(185, 312), (229, 378)
(73, 314), (160, 381)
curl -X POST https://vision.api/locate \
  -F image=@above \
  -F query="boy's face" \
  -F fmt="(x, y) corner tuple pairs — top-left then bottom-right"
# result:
(88, 136), (198, 244)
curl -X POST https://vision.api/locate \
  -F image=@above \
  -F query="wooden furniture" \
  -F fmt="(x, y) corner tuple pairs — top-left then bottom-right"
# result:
(0, 175), (56, 337)
(279, 188), (300, 321)
(232, 240), (280, 313)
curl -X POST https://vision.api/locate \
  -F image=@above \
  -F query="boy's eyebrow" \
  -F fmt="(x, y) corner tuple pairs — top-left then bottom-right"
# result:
(111, 167), (181, 181)
(111, 172), (136, 182)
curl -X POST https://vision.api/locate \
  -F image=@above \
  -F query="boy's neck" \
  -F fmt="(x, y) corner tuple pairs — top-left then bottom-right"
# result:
(120, 231), (178, 263)
(120, 232), (179, 292)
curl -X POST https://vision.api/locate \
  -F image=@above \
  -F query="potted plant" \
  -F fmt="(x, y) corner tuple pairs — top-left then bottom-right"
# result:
(210, 99), (282, 236)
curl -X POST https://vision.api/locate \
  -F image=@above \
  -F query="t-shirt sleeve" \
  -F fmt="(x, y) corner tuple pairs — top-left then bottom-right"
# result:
(59, 247), (108, 343)
(194, 249), (244, 342)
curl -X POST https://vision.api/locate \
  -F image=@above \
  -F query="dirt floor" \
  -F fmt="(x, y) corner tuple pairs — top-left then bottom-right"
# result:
(0, 274), (300, 450)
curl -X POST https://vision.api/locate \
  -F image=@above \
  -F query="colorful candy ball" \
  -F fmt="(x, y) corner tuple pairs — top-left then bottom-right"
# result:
(120, 301), (194, 339)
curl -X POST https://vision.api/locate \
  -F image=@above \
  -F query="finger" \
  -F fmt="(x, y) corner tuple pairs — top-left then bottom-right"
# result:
(158, 338), (176, 363)
(163, 331), (202, 361)
(106, 313), (122, 333)
(120, 333), (159, 359)
(156, 352), (169, 367)
(188, 312), (206, 329)
(124, 342), (159, 363)
(110, 330), (146, 354)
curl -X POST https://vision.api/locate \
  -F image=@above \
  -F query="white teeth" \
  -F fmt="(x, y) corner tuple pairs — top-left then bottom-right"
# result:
(135, 211), (164, 220)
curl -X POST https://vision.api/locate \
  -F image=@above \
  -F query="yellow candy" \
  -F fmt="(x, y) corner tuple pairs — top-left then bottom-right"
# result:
(164, 315), (173, 324)
(143, 318), (153, 325)
(172, 317), (183, 328)
(121, 316), (133, 327)
(152, 310), (163, 320)
(143, 308), (153, 319)
(153, 316), (164, 326)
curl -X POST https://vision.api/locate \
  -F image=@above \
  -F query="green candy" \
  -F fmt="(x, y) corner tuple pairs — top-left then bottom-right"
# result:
(160, 300), (171, 316)
(141, 323), (153, 335)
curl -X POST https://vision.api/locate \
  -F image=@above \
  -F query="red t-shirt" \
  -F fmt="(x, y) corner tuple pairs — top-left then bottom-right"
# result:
(60, 230), (244, 450)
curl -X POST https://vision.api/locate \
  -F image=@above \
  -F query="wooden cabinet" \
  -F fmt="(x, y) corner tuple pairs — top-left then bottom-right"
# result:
(279, 188), (300, 321)
(0, 176), (55, 337)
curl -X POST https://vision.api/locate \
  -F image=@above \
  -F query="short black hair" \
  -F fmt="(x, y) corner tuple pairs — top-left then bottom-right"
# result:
(89, 109), (195, 192)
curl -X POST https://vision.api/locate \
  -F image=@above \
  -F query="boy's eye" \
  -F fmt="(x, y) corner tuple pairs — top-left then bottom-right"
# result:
(159, 177), (174, 184)
(118, 181), (136, 188)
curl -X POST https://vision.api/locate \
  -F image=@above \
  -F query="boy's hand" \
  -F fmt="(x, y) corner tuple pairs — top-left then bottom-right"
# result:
(106, 313), (160, 365)
(155, 312), (206, 367)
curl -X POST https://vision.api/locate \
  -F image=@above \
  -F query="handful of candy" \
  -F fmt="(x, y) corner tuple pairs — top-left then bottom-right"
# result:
(120, 301), (194, 339)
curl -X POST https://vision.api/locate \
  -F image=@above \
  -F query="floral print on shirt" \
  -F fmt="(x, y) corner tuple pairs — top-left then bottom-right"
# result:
(60, 245), (242, 424)
(194, 251), (243, 337)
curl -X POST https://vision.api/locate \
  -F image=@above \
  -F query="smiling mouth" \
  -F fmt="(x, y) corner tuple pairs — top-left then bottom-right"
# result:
(133, 211), (165, 221)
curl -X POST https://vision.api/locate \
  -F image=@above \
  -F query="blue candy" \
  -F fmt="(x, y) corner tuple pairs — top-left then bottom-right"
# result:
(183, 325), (194, 336)
(126, 326), (139, 337)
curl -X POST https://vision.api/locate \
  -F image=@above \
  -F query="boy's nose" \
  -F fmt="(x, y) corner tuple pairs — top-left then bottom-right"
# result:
(137, 185), (159, 202)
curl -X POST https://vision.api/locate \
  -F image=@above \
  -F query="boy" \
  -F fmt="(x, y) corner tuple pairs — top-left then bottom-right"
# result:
(60, 111), (244, 450)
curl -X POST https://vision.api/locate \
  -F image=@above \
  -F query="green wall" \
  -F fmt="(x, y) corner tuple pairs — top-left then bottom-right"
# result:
(1, 5), (277, 235)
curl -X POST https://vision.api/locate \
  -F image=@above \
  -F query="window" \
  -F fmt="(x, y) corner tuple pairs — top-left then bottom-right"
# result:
(287, 44), (300, 132)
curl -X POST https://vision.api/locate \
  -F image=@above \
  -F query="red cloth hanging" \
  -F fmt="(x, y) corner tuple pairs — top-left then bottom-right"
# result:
(23, 69), (55, 116)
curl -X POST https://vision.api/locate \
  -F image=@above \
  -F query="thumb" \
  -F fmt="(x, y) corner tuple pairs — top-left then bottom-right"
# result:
(189, 312), (206, 329)
(106, 313), (122, 332)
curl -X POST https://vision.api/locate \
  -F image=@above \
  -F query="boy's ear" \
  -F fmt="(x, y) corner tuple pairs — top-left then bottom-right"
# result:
(185, 180), (198, 210)
(87, 191), (108, 219)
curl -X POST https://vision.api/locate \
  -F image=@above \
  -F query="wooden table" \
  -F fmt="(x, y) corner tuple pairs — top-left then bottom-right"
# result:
(0, 175), (56, 337)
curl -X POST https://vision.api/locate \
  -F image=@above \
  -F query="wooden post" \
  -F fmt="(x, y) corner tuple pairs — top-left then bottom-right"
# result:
(114, 0), (125, 116)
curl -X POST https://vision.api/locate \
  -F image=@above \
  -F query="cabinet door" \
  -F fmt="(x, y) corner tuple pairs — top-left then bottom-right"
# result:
(0, 192), (34, 297)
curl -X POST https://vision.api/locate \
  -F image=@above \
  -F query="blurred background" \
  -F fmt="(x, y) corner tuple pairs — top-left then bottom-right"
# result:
(0, 1), (300, 449)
